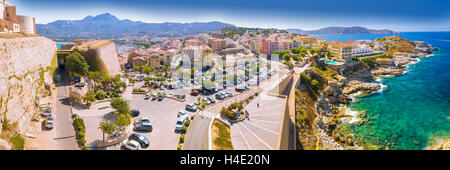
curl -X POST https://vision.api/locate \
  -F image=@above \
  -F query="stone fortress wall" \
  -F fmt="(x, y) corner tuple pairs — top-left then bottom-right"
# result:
(72, 40), (121, 77)
(0, 36), (57, 138)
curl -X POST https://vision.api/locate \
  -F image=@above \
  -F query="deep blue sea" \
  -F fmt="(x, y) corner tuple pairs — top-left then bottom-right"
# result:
(313, 32), (450, 150)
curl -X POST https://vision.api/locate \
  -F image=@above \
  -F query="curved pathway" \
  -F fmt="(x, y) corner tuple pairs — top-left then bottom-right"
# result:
(230, 93), (285, 150)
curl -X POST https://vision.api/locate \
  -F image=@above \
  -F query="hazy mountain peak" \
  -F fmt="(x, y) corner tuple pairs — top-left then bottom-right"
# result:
(92, 13), (120, 22)
(286, 26), (394, 34)
(36, 13), (235, 38)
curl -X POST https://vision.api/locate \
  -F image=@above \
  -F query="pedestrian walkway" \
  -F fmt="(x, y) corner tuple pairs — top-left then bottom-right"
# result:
(196, 111), (219, 119)
(229, 94), (285, 150)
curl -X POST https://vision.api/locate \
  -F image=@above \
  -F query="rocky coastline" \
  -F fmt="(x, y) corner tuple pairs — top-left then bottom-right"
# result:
(297, 36), (439, 150)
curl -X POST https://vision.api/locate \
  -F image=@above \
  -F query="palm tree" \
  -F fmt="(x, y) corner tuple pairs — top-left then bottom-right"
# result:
(98, 120), (116, 142)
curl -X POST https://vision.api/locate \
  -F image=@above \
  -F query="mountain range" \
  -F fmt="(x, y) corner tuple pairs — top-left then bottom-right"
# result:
(36, 13), (235, 38)
(36, 13), (395, 38)
(286, 26), (394, 34)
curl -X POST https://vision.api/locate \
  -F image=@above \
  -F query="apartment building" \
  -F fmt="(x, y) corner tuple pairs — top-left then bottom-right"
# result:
(292, 35), (315, 45)
(328, 43), (353, 61)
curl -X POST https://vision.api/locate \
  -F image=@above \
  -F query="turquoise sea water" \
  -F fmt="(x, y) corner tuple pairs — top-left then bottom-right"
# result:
(314, 32), (450, 150)
(56, 42), (75, 50)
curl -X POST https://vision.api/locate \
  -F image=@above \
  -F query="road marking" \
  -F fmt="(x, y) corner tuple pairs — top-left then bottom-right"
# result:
(249, 118), (281, 124)
(251, 112), (282, 117)
(54, 135), (76, 140)
(244, 121), (280, 135)
(198, 111), (218, 119)
(235, 123), (252, 150)
(239, 122), (274, 150)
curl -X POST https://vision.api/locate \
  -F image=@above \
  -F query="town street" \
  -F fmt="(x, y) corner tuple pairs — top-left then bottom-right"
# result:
(54, 71), (78, 150)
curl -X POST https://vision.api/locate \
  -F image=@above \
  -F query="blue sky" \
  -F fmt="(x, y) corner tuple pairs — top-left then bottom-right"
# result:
(11, 0), (450, 31)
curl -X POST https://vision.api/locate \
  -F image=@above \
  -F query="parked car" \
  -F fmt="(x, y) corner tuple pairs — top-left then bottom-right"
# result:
(202, 98), (211, 105)
(144, 93), (151, 100)
(185, 104), (197, 112)
(177, 111), (188, 118)
(152, 93), (158, 100)
(121, 140), (141, 150)
(41, 107), (52, 117)
(135, 117), (150, 124)
(134, 122), (153, 132)
(190, 91), (199, 96)
(215, 93), (225, 100)
(160, 86), (165, 90)
(235, 86), (247, 92)
(176, 94), (186, 99)
(128, 134), (150, 148)
(225, 92), (233, 97)
(74, 81), (86, 87)
(207, 97), (216, 103)
(44, 117), (54, 129)
(157, 94), (164, 101)
(175, 115), (189, 131)
(73, 77), (81, 83)
(130, 110), (140, 117)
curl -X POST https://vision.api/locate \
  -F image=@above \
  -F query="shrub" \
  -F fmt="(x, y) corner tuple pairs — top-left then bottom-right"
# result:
(81, 145), (88, 150)
(220, 107), (229, 116)
(185, 119), (190, 127)
(95, 90), (107, 100)
(83, 91), (96, 103)
(132, 88), (146, 93)
(179, 135), (185, 143)
(75, 117), (85, 132)
(78, 131), (86, 145)
(110, 91), (119, 98)
(300, 73), (311, 85)
(181, 126), (188, 134)
(177, 145), (182, 150)
(10, 134), (25, 150)
(311, 79), (320, 91)
(227, 111), (236, 120)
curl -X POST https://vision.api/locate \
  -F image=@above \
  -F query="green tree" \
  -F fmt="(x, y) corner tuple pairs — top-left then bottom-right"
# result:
(142, 65), (154, 76)
(292, 54), (300, 61)
(82, 90), (96, 105)
(98, 120), (116, 142)
(282, 54), (291, 61)
(110, 98), (130, 115)
(88, 71), (108, 88)
(65, 52), (89, 76)
(114, 113), (132, 133)
(311, 79), (320, 91)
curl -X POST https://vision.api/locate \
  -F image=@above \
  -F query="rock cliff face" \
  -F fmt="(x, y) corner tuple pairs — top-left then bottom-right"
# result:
(296, 37), (438, 150)
(0, 37), (57, 147)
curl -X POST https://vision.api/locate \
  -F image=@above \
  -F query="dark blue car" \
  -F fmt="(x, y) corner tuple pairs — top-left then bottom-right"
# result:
(130, 110), (140, 117)
(128, 133), (150, 148)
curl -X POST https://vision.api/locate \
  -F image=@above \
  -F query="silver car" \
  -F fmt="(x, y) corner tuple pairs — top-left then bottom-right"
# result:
(44, 117), (54, 129)
(41, 107), (52, 117)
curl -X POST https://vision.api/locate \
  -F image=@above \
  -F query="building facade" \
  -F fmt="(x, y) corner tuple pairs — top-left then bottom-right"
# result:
(328, 43), (353, 61)
(0, 0), (35, 34)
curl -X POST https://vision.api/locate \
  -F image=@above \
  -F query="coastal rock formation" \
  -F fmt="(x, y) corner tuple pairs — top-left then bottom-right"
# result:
(428, 139), (450, 150)
(0, 36), (57, 146)
(371, 67), (404, 76)
(322, 76), (350, 104)
(342, 80), (381, 94)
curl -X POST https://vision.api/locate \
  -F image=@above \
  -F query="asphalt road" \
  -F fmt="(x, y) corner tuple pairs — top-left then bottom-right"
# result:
(54, 70), (78, 150)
